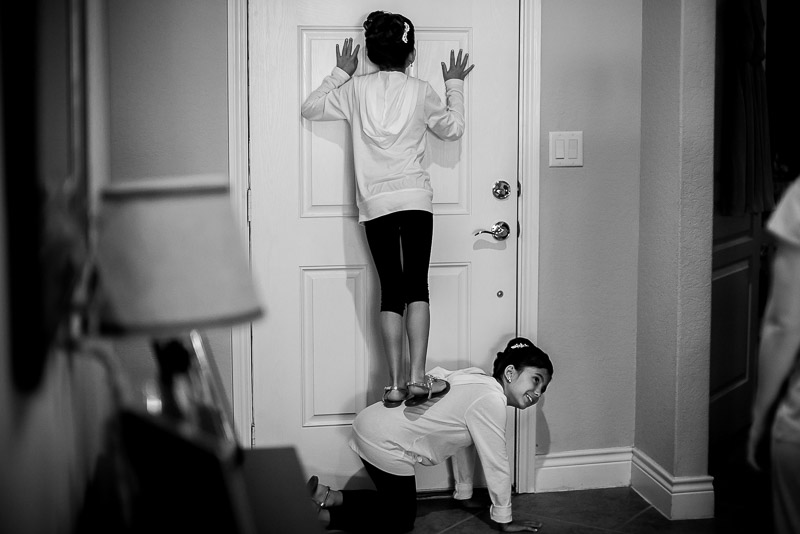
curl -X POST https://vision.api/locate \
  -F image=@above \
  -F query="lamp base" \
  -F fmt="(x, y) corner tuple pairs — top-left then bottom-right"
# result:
(120, 410), (324, 533)
(148, 330), (237, 443)
(120, 409), (253, 533)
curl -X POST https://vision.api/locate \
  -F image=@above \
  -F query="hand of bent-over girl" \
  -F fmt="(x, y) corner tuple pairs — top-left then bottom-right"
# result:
(336, 38), (360, 76)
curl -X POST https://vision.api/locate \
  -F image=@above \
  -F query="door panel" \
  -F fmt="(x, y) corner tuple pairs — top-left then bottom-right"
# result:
(709, 212), (764, 473)
(249, 0), (519, 491)
(300, 266), (369, 427)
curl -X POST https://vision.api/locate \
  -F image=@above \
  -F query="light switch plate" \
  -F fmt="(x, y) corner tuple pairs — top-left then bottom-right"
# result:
(549, 131), (583, 167)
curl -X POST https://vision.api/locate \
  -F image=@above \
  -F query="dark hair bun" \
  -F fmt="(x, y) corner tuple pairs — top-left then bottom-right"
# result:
(492, 337), (554, 380)
(363, 11), (414, 70)
(363, 10), (385, 34)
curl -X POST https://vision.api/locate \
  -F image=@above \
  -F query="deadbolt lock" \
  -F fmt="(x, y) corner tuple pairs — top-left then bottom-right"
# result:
(492, 180), (511, 200)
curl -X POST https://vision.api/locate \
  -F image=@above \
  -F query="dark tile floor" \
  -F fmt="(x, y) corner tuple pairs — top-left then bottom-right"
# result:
(410, 485), (729, 534)
(411, 487), (708, 533)
(403, 432), (776, 534)
(323, 431), (776, 533)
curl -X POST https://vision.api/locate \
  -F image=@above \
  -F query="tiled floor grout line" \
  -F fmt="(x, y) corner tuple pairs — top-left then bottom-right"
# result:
(614, 504), (655, 531)
(417, 489), (725, 533)
(517, 513), (631, 533)
(433, 511), (482, 534)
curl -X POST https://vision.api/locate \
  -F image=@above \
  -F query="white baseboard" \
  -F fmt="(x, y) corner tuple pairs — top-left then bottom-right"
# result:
(532, 447), (714, 521)
(533, 447), (633, 492)
(630, 448), (714, 520)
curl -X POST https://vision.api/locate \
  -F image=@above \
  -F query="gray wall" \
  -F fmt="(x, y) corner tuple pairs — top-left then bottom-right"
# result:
(104, 0), (234, 405)
(537, 0), (642, 454)
(108, 0), (228, 180)
(636, 0), (714, 477)
(537, 2), (713, 486)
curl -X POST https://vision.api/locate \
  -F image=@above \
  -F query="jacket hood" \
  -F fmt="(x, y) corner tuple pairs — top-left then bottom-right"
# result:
(359, 71), (417, 148)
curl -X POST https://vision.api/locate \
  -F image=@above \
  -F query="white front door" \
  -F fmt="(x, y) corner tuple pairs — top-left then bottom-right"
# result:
(248, 0), (520, 491)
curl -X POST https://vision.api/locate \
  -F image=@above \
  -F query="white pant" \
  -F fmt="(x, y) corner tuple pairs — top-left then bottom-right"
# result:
(771, 438), (800, 534)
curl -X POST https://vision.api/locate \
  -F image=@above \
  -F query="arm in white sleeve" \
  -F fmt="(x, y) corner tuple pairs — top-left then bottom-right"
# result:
(424, 79), (465, 140)
(465, 395), (512, 524)
(452, 444), (477, 500)
(300, 67), (352, 121)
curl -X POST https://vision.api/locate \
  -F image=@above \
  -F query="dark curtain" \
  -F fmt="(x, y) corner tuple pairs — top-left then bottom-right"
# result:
(765, 0), (800, 192)
(717, 0), (774, 216)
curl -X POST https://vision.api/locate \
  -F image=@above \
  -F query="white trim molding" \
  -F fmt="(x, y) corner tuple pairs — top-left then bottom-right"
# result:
(532, 447), (714, 520)
(631, 449), (715, 520)
(533, 447), (633, 492)
(514, 0), (542, 495)
(228, 0), (253, 447)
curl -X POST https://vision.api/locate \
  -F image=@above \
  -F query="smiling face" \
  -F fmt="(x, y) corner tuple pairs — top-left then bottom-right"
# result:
(501, 365), (551, 409)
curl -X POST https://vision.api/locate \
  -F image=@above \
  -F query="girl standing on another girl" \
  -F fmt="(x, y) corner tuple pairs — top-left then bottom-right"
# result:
(307, 337), (552, 533)
(301, 11), (474, 407)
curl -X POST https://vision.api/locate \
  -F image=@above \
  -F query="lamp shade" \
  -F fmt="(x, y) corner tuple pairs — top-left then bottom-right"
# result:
(96, 175), (262, 335)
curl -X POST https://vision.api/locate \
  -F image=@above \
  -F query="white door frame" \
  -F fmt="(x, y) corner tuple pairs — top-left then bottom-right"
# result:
(228, 0), (542, 491)
(514, 0), (542, 494)
(227, 0), (253, 448)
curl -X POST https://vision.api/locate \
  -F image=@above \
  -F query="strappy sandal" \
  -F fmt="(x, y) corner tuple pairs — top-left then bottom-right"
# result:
(405, 375), (451, 407)
(382, 385), (408, 408)
(306, 475), (332, 512)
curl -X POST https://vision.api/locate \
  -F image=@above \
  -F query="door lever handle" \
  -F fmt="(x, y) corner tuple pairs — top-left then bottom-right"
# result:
(474, 221), (510, 241)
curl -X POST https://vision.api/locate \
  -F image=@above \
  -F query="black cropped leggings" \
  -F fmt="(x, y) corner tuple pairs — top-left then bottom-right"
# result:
(364, 210), (433, 316)
(326, 459), (417, 533)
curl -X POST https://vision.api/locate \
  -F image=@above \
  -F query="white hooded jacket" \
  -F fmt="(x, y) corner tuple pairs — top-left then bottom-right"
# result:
(348, 367), (514, 524)
(301, 67), (465, 223)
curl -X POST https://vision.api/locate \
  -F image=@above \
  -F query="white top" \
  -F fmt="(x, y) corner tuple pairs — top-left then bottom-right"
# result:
(301, 67), (465, 223)
(767, 178), (800, 444)
(349, 367), (513, 524)
(769, 179), (800, 247)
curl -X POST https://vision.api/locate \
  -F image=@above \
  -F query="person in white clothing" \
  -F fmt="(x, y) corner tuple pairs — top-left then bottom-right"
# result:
(301, 11), (474, 407)
(747, 176), (800, 534)
(306, 337), (553, 533)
